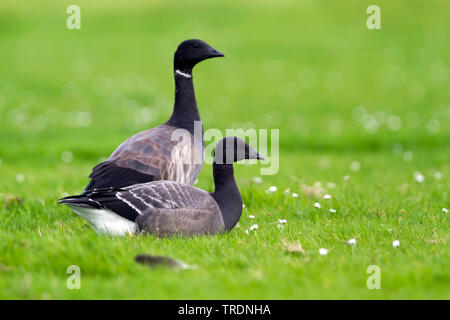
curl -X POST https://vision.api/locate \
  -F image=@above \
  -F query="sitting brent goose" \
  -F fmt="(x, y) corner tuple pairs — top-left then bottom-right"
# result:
(84, 39), (224, 191)
(59, 137), (263, 236)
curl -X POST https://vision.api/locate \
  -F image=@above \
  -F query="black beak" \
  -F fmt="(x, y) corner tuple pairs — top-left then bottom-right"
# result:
(209, 48), (225, 58)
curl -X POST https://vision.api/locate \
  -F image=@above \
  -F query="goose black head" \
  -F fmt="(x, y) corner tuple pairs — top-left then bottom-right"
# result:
(213, 137), (264, 165)
(174, 39), (224, 73)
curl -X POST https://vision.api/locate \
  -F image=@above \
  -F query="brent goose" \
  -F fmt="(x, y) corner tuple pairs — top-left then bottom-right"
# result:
(59, 137), (263, 237)
(85, 39), (224, 190)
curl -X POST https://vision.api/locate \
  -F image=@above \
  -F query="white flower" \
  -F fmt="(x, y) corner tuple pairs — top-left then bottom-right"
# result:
(61, 151), (74, 163)
(319, 248), (329, 255)
(252, 176), (262, 183)
(343, 175), (350, 181)
(249, 215), (255, 219)
(350, 161), (360, 172)
(278, 219), (287, 224)
(269, 186), (277, 192)
(242, 204), (246, 208)
(329, 208), (336, 213)
(414, 172), (425, 183)
(292, 193), (299, 198)
(324, 194), (331, 199)
(403, 151), (413, 162)
(249, 224), (258, 231)
(388, 228), (393, 232)
(245, 229), (249, 234)
(392, 240), (400, 248)
(327, 182), (336, 189)
(347, 238), (356, 245)
(16, 174), (25, 183)
(434, 172), (443, 180)
(277, 224), (284, 229)
(443, 208), (448, 213)
(314, 202), (321, 209)
(283, 188), (291, 195)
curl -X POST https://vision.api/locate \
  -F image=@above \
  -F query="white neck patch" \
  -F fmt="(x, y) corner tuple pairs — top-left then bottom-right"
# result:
(175, 70), (192, 78)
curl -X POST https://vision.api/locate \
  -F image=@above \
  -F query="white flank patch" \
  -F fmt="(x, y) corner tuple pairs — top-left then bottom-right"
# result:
(175, 69), (192, 78)
(66, 204), (137, 236)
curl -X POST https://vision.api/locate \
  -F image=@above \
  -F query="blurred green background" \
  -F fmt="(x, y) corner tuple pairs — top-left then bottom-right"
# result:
(0, 0), (448, 299)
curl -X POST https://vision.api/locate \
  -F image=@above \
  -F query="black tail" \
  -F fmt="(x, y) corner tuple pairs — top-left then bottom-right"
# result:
(85, 160), (156, 192)
(59, 187), (138, 221)
(59, 194), (101, 209)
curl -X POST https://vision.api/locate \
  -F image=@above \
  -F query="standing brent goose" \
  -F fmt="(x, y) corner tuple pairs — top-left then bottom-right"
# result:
(84, 39), (224, 191)
(59, 137), (263, 236)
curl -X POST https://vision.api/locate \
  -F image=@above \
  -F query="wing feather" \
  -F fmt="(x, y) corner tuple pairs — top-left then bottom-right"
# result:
(135, 197), (224, 237)
(85, 125), (203, 190)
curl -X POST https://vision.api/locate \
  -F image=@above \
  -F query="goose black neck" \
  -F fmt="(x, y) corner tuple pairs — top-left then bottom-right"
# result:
(165, 67), (200, 135)
(210, 162), (242, 231)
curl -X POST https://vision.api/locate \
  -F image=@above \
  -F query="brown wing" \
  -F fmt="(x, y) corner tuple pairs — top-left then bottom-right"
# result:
(85, 125), (203, 190)
(135, 196), (224, 237)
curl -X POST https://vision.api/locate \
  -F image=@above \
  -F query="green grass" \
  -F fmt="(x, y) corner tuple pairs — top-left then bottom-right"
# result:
(0, 0), (449, 299)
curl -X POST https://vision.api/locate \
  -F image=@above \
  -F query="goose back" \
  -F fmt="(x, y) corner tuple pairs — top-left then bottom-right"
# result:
(85, 125), (203, 190)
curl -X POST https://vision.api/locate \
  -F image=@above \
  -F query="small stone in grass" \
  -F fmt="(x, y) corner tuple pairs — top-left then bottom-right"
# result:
(283, 240), (305, 254)
(319, 248), (329, 255)
(392, 240), (400, 248)
(135, 254), (193, 270)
